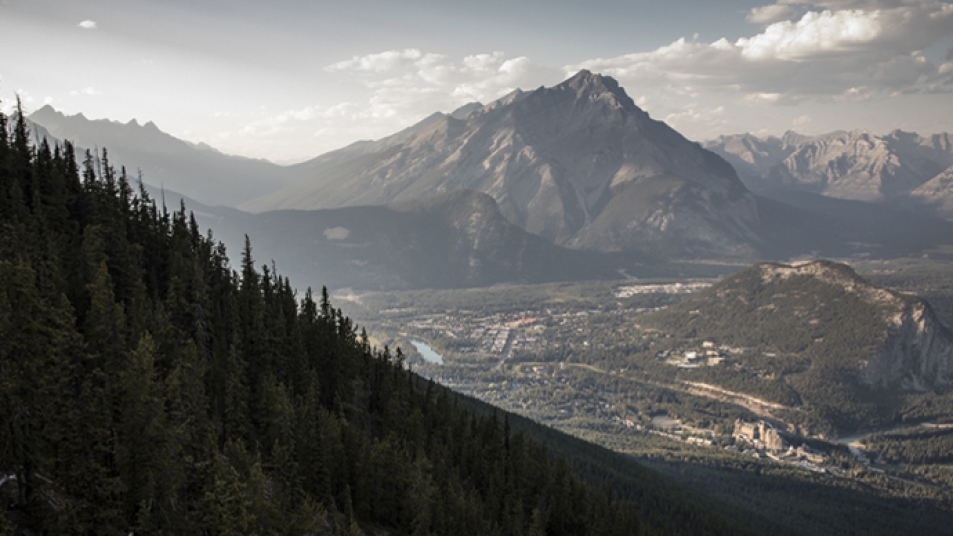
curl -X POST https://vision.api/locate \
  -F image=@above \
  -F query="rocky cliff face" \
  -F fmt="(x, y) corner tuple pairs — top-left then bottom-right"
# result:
(860, 301), (953, 391)
(758, 261), (953, 392)
(245, 71), (762, 258)
(706, 130), (953, 203)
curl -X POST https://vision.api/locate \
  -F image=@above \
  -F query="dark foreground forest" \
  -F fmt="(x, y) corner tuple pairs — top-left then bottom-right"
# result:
(0, 105), (762, 536)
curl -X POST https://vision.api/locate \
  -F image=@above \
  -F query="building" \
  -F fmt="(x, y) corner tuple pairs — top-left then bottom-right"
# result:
(733, 419), (786, 452)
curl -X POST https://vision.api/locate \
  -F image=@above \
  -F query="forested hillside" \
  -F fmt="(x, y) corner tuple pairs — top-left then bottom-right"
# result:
(0, 105), (755, 535)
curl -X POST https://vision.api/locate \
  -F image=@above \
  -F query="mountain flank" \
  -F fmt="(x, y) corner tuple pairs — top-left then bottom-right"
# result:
(910, 164), (953, 219)
(162, 188), (619, 291)
(643, 260), (953, 435)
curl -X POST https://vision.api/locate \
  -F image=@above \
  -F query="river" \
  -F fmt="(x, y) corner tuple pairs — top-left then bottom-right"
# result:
(835, 422), (953, 445)
(409, 338), (444, 365)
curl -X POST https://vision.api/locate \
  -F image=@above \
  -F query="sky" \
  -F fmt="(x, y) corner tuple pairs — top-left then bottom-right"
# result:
(1, 0), (952, 164)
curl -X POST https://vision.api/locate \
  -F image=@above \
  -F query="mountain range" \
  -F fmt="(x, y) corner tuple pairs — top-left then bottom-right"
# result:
(27, 105), (300, 206)
(705, 129), (953, 213)
(24, 72), (953, 287)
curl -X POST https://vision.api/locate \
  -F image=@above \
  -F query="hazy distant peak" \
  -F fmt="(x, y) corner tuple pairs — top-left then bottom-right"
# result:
(32, 104), (59, 118)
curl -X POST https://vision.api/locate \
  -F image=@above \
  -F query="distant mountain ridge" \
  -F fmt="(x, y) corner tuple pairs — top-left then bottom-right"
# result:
(244, 71), (764, 259)
(24, 81), (953, 266)
(705, 129), (953, 207)
(27, 105), (300, 206)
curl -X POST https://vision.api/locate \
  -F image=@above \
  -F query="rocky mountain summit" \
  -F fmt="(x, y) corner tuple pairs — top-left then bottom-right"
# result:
(245, 71), (763, 258)
(706, 129), (953, 204)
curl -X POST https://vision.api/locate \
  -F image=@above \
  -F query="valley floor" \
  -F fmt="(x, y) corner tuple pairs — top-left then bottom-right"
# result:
(336, 262), (953, 534)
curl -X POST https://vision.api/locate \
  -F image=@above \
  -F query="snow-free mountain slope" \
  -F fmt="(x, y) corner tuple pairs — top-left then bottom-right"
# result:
(644, 260), (953, 435)
(159, 187), (616, 291)
(706, 130), (953, 202)
(28, 105), (300, 206)
(910, 165), (953, 219)
(244, 71), (762, 258)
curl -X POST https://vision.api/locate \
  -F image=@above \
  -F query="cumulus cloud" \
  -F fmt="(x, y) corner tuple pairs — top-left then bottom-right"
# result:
(78, 20), (97, 30)
(327, 49), (427, 72)
(325, 50), (553, 123)
(664, 104), (727, 132)
(747, 4), (798, 24)
(220, 50), (560, 161)
(792, 114), (813, 127)
(737, 9), (882, 60)
(569, 1), (953, 104)
(327, 49), (553, 104)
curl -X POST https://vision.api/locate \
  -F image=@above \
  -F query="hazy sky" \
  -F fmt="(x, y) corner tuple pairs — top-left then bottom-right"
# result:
(2, 0), (952, 163)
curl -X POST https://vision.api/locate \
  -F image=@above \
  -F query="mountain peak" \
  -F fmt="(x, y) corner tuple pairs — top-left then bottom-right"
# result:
(29, 104), (65, 123)
(558, 70), (638, 110)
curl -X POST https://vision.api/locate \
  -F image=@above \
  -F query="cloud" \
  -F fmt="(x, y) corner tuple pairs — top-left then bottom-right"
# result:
(324, 50), (554, 121)
(664, 104), (727, 133)
(69, 87), (101, 96)
(216, 49), (561, 162)
(78, 20), (97, 30)
(327, 49), (428, 72)
(737, 9), (882, 60)
(568, 1), (953, 104)
(792, 114), (813, 128)
(747, 4), (798, 24)
(742, 92), (799, 105)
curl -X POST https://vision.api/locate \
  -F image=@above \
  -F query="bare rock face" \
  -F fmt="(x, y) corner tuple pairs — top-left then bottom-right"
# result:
(245, 71), (761, 258)
(860, 301), (953, 391)
(706, 130), (953, 202)
(766, 261), (953, 392)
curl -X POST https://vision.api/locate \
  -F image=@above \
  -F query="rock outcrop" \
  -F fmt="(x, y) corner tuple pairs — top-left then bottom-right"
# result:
(860, 301), (953, 391)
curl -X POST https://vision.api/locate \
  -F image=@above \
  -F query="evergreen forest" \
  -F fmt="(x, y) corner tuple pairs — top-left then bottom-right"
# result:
(0, 104), (758, 535)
